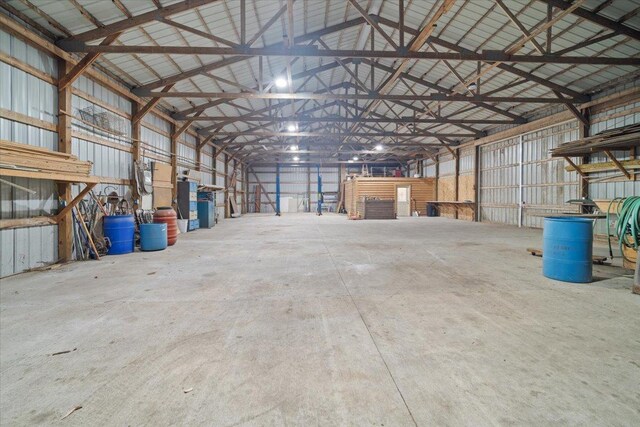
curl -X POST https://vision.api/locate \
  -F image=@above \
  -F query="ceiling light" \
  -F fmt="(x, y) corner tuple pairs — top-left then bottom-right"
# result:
(375, 144), (383, 151)
(348, 159), (354, 163)
(287, 124), (297, 132)
(467, 82), (477, 91)
(290, 145), (298, 151)
(352, 156), (359, 161)
(293, 156), (300, 161)
(275, 77), (288, 88)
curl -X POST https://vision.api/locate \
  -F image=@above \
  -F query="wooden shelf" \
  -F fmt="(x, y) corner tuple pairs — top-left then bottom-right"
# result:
(0, 167), (99, 183)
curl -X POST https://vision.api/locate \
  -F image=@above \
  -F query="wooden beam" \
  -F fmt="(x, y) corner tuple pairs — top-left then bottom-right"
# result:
(59, 0), (218, 43)
(170, 123), (178, 202)
(57, 32), (122, 91)
(57, 59), (73, 262)
(0, 216), (57, 230)
(563, 156), (587, 178)
(55, 183), (97, 223)
(495, 0), (546, 54)
(346, 0), (398, 50)
(553, 90), (589, 126)
(249, 167), (277, 212)
(132, 84), (175, 124)
(604, 150), (632, 179)
(247, 2), (288, 46)
(537, 0), (640, 42)
(172, 111), (203, 140)
(158, 17), (238, 48)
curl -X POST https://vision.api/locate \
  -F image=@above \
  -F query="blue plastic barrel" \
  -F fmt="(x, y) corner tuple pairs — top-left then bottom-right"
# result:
(139, 223), (168, 251)
(103, 215), (135, 255)
(543, 217), (593, 283)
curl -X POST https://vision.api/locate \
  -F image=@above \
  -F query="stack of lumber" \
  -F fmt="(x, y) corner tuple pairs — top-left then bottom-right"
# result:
(357, 197), (395, 219)
(551, 123), (640, 156)
(0, 139), (92, 177)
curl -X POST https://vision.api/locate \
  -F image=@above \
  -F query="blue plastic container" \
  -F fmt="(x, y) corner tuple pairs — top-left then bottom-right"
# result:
(543, 217), (593, 283)
(139, 223), (167, 251)
(103, 215), (135, 255)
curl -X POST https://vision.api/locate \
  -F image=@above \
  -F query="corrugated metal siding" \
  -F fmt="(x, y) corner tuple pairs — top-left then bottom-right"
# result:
(247, 165), (340, 213)
(1, 29), (58, 277)
(479, 137), (520, 226)
(521, 121), (581, 228)
(589, 99), (640, 235)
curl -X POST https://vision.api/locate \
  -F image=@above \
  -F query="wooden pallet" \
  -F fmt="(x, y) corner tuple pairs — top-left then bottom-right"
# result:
(525, 248), (609, 265)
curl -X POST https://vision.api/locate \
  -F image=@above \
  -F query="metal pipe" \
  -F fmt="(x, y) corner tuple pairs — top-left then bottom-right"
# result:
(518, 134), (524, 228)
(275, 162), (281, 216)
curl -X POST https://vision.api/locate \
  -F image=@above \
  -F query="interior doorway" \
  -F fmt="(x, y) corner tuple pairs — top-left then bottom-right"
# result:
(396, 185), (411, 217)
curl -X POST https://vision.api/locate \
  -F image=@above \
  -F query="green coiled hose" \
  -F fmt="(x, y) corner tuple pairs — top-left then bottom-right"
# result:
(608, 196), (640, 262)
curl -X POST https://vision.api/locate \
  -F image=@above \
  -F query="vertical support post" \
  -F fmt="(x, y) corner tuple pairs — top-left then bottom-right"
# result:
(454, 148), (459, 220)
(435, 154), (439, 204)
(170, 123), (178, 205)
(275, 162), (281, 216)
(316, 164), (322, 216)
(195, 135), (202, 172)
(306, 164), (311, 212)
(399, 0), (404, 48)
(578, 111), (590, 211)
(518, 134), (524, 228)
(131, 102), (142, 209)
(224, 152), (229, 218)
(240, 0), (246, 45)
(57, 59), (73, 262)
(474, 144), (481, 222)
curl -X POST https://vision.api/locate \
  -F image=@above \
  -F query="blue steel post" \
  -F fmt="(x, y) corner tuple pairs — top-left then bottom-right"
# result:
(316, 164), (322, 215)
(275, 163), (281, 216)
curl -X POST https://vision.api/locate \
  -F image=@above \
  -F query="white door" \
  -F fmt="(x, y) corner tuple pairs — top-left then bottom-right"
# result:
(396, 185), (411, 217)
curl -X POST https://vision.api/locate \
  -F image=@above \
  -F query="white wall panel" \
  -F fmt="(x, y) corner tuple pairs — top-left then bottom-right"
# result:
(0, 30), (58, 277)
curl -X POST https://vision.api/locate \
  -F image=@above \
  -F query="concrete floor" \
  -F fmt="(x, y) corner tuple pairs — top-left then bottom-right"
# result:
(1, 214), (639, 426)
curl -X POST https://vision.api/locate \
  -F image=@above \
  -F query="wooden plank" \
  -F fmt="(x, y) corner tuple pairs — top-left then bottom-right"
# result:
(563, 156), (587, 178)
(0, 216), (57, 230)
(55, 183), (97, 222)
(58, 31), (122, 91)
(0, 52), (57, 84)
(526, 248), (608, 264)
(0, 108), (57, 132)
(0, 168), (99, 183)
(565, 159), (640, 173)
(604, 150), (632, 179)
(72, 130), (133, 152)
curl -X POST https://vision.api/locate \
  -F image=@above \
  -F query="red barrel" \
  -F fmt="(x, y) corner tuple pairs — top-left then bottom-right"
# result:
(153, 207), (178, 246)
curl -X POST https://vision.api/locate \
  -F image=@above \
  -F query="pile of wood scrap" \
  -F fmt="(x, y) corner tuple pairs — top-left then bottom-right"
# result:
(550, 123), (640, 156)
(0, 139), (92, 177)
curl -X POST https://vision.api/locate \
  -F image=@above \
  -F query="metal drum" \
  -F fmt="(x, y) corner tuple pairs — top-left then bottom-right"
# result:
(543, 217), (593, 283)
(139, 223), (168, 251)
(103, 215), (135, 255)
(153, 207), (178, 246)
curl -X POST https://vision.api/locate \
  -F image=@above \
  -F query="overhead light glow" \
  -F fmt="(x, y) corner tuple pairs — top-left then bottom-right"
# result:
(275, 77), (288, 88)
(467, 82), (477, 91)
(290, 145), (298, 151)
(375, 144), (383, 151)
(293, 156), (300, 161)
(348, 160), (354, 163)
(352, 156), (359, 161)
(287, 124), (297, 132)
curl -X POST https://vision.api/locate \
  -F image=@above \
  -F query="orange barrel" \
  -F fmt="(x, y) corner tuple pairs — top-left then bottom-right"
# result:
(153, 207), (178, 246)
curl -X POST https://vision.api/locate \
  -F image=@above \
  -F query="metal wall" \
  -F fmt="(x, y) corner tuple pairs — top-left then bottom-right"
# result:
(479, 136), (521, 225)
(521, 121), (581, 228)
(247, 165), (340, 213)
(1, 28), (58, 277)
(589, 98), (640, 235)
(71, 75), (132, 198)
(479, 121), (581, 227)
